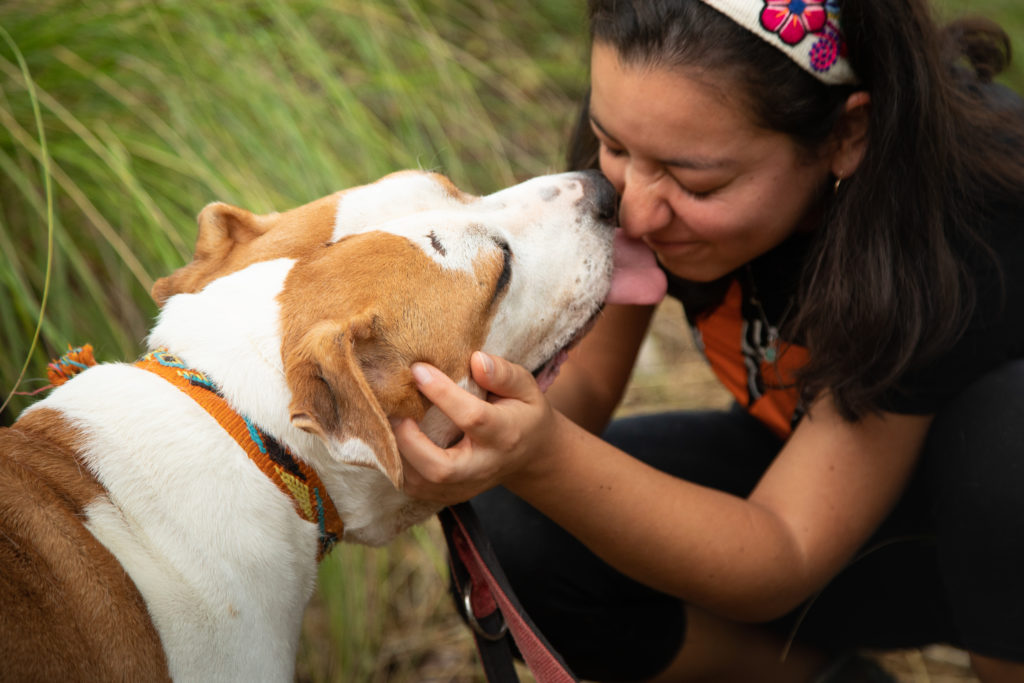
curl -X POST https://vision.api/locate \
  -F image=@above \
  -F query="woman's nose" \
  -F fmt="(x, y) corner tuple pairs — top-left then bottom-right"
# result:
(617, 167), (673, 239)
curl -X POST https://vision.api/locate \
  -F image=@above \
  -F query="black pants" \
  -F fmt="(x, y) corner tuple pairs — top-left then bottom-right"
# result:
(469, 362), (1024, 681)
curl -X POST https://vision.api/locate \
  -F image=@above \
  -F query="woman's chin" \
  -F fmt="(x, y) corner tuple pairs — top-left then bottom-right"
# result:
(654, 250), (730, 283)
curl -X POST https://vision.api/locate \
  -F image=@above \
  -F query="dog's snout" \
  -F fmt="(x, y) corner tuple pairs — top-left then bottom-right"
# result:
(579, 170), (618, 222)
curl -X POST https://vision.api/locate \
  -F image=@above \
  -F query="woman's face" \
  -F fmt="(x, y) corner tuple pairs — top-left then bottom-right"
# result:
(590, 42), (834, 282)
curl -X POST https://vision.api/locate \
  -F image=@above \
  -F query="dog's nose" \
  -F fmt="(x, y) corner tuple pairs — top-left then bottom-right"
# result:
(579, 169), (618, 222)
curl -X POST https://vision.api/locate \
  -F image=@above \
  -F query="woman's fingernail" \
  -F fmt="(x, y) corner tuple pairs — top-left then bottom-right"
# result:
(411, 363), (433, 385)
(476, 351), (494, 375)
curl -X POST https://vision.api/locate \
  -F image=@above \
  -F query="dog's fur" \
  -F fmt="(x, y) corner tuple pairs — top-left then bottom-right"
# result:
(0, 170), (616, 681)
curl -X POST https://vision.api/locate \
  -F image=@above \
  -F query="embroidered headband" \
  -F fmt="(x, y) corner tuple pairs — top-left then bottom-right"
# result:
(698, 0), (858, 85)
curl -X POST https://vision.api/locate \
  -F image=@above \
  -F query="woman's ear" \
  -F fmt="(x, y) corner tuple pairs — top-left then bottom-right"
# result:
(830, 91), (871, 179)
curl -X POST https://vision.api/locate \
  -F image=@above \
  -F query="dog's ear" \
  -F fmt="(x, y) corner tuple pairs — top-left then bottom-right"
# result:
(285, 317), (405, 490)
(151, 202), (270, 306)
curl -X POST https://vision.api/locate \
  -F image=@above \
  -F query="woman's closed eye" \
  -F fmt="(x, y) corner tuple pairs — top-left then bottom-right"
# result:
(679, 185), (714, 200)
(599, 140), (627, 158)
(667, 167), (731, 200)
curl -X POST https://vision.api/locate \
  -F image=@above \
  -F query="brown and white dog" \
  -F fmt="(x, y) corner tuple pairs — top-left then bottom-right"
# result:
(0, 169), (637, 681)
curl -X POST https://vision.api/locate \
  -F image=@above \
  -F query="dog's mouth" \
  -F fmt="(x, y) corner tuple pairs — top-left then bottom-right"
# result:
(530, 230), (670, 393)
(531, 308), (602, 393)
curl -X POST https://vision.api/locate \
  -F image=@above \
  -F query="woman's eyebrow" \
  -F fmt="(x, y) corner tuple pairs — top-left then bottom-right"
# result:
(589, 113), (734, 171)
(588, 114), (622, 146)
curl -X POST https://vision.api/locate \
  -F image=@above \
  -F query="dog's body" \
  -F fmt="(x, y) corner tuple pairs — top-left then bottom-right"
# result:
(0, 170), (620, 681)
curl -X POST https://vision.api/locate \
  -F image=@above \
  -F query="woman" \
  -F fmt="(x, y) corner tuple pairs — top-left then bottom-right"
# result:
(394, 1), (1024, 680)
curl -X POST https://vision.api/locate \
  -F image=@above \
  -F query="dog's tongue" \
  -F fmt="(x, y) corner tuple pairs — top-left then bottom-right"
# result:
(606, 229), (668, 306)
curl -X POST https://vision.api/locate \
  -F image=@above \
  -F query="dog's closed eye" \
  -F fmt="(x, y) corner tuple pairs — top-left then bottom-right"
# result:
(427, 230), (447, 256)
(490, 237), (512, 307)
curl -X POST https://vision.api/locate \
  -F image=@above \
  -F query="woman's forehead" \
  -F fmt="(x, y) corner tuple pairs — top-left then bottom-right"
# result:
(588, 42), (772, 162)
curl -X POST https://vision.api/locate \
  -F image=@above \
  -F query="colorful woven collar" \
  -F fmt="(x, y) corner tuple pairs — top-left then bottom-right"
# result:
(135, 348), (343, 560)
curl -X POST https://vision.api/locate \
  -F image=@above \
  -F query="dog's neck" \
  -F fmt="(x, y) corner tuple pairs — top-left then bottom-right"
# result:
(145, 257), (444, 546)
(134, 347), (344, 559)
(148, 259), (306, 448)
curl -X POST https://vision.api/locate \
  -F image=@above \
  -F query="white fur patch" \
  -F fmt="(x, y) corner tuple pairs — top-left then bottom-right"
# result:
(331, 171), (461, 244)
(33, 366), (318, 681)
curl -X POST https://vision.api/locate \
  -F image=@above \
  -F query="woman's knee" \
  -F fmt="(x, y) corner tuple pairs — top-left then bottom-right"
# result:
(925, 360), (1024, 524)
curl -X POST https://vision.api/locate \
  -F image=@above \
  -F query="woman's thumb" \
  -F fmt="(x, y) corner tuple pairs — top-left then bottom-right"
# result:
(470, 351), (535, 399)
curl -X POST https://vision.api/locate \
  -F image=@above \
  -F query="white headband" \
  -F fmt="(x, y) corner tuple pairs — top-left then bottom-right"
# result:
(698, 0), (859, 85)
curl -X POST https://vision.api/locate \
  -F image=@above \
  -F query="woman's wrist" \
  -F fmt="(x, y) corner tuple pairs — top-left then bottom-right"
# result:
(503, 409), (584, 500)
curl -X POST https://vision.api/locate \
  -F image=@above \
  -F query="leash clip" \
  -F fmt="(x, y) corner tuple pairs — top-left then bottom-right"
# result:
(462, 582), (509, 642)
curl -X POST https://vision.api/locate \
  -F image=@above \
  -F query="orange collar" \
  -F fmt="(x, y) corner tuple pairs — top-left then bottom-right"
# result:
(135, 348), (343, 560)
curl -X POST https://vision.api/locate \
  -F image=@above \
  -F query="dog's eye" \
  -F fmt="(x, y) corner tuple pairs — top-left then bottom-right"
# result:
(427, 230), (447, 256)
(493, 237), (512, 300)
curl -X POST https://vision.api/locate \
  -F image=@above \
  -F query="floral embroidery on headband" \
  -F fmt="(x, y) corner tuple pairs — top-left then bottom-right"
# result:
(760, 0), (827, 46)
(760, 0), (846, 73)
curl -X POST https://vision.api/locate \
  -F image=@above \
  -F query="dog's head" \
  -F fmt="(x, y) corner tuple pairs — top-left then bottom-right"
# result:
(151, 170), (617, 491)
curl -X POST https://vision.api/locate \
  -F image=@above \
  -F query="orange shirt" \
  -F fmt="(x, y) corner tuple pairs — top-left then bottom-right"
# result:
(692, 279), (808, 439)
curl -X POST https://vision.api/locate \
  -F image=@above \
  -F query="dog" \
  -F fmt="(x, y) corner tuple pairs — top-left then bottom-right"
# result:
(0, 169), (631, 681)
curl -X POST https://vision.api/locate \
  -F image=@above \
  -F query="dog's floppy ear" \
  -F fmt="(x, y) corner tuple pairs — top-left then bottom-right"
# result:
(285, 317), (404, 489)
(151, 202), (270, 306)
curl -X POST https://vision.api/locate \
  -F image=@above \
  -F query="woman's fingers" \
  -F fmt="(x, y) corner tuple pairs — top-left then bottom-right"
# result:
(393, 417), (465, 504)
(397, 363), (492, 503)
(410, 362), (490, 431)
(395, 354), (551, 503)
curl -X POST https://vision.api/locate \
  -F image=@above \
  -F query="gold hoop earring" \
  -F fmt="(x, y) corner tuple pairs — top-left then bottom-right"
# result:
(833, 175), (843, 194)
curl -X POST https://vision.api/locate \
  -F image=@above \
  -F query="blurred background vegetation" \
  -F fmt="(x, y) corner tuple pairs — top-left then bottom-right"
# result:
(1, 1), (1021, 681)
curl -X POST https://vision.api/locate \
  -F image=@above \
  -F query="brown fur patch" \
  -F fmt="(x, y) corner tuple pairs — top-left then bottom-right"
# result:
(151, 193), (340, 305)
(150, 172), (476, 306)
(0, 408), (170, 681)
(279, 231), (506, 484)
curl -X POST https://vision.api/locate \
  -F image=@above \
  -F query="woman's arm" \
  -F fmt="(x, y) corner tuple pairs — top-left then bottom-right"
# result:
(396, 359), (930, 622)
(517, 391), (929, 621)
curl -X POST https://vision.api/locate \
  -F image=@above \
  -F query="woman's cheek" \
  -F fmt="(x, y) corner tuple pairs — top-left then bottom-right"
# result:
(675, 204), (741, 243)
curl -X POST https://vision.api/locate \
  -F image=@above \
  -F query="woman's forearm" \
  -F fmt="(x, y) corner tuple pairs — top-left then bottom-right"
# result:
(504, 411), (816, 621)
(505, 404), (929, 622)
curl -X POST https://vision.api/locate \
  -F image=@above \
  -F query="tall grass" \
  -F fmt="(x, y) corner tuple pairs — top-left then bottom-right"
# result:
(0, 0), (588, 419)
(1, 1), (1022, 681)
(0, 2), (586, 680)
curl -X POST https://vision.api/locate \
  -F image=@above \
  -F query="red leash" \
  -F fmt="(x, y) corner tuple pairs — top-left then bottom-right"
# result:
(439, 503), (578, 683)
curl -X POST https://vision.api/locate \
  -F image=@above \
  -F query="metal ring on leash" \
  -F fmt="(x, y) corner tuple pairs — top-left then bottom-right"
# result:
(462, 582), (509, 642)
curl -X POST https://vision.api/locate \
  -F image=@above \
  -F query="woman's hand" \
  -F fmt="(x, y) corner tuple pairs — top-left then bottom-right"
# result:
(394, 351), (558, 505)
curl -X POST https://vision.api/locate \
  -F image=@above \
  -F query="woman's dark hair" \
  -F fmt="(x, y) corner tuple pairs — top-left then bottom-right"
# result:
(570, 0), (1024, 419)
